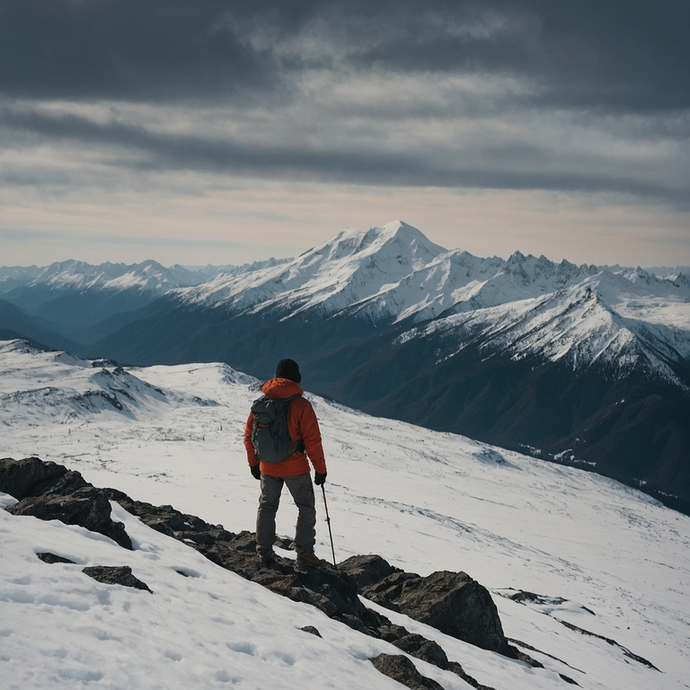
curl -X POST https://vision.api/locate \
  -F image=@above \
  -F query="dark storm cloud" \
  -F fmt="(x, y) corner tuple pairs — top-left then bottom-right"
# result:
(1, 0), (688, 112)
(1, 0), (688, 212)
(1, 106), (683, 204)
(344, 0), (690, 112)
(0, 0), (281, 101)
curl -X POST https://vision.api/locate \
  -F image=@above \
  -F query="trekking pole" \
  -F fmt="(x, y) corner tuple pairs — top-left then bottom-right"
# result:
(321, 484), (337, 568)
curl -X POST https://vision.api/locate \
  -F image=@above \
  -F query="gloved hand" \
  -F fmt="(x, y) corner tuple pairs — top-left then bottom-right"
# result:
(250, 464), (261, 480)
(314, 471), (327, 486)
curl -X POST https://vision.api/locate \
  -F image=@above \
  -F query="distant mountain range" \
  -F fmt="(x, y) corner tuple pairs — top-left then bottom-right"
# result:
(0, 257), (288, 344)
(2, 221), (689, 512)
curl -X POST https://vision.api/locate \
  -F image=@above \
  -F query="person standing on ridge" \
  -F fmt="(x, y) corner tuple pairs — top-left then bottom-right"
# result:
(244, 358), (329, 568)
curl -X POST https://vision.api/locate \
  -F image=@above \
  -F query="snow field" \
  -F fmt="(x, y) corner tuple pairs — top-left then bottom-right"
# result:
(1, 341), (690, 689)
(0, 496), (413, 690)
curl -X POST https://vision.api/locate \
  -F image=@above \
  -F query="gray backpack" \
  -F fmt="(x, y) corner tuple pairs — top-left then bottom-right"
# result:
(250, 394), (304, 463)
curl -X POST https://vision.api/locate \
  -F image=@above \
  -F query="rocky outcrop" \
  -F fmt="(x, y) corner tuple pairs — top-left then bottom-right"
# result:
(105, 489), (386, 636)
(300, 625), (322, 638)
(339, 555), (512, 655)
(0, 456), (88, 498)
(1, 457), (132, 549)
(82, 565), (152, 592)
(2, 457), (541, 689)
(378, 624), (497, 690)
(370, 654), (444, 690)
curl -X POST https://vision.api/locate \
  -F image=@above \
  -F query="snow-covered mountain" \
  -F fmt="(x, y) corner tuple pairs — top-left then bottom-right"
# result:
(0, 258), (294, 340)
(0, 259), (203, 297)
(402, 268), (690, 387)
(136, 220), (690, 386)
(70, 221), (690, 515)
(2, 222), (689, 513)
(176, 221), (446, 316)
(0, 260), (207, 338)
(1, 339), (689, 689)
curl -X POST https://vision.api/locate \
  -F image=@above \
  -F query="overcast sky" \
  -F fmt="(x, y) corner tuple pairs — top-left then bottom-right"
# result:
(1, 0), (688, 268)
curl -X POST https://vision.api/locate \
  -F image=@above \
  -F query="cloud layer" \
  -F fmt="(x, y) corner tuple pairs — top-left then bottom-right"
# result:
(1, 0), (688, 265)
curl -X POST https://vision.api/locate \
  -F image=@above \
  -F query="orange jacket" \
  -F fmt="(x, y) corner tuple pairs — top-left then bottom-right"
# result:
(244, 378), (327, 478)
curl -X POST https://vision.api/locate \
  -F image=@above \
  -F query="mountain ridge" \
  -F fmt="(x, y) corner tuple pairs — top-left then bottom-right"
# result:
(2, 221), (689, 512)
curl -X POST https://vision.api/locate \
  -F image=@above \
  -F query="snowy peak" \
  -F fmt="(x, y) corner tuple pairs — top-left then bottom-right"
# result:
(296, 220), (445, 273)
(177, 221), (449, 316)
(171, 222), (690, 378)
(367, 219), (447, 268)
(308, 220), (445, 266)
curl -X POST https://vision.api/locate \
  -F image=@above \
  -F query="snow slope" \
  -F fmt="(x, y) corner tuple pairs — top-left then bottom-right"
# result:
(395, 268), (690, 388)
(1, 339), (689, 690)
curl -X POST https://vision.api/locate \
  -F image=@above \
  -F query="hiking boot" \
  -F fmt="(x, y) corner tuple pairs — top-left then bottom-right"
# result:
(257, 551), (275, 567)
(296, 551), (329, 568)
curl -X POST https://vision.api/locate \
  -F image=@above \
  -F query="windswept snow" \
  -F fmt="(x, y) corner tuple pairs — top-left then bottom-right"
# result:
(1, 340), (689, 689)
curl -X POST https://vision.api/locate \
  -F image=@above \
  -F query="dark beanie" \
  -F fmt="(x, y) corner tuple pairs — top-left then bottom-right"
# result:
(276, 358), (301, 383)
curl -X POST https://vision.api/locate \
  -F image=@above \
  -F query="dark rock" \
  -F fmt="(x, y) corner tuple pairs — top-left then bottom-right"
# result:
(379, 623), (412, 643)
(337, 554), (401, 588)
(37, 552), (75, 564)
(102, 490), (389, 636)
(7, 486), (132, 550)
(509, 589), (567, 606)
(105, 490), (231, 543)
(196, 537), (385, 635)
(405, 572), (507, 653)
(3, 457), (532, 687)
(0, 457), (88, 499)
(391, 633), (449, 669)
(300, 626), (322, 637)
(339, 557), (512, 656)
(370, 654), (444, 690)
(82, 565), (152, 592)
(379, 623), (497, 689)
(560, 673), (580, 686)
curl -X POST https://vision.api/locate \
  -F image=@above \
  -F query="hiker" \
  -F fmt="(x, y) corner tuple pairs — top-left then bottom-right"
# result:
(244, 358), (328, 567)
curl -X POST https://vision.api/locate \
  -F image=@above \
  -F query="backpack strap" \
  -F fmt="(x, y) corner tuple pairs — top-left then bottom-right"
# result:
(282, 394), (305, 455)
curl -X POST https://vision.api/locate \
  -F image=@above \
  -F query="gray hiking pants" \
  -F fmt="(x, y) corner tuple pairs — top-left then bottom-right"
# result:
(256, 472), (316, 556)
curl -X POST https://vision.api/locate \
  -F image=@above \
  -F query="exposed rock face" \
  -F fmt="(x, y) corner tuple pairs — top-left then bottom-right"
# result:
(0, 456), (88, 498)
(0, 457), (132, 549)
(82, 565), (152, 592)
(2, 457), (534, 689)
(339, 555), (513, 656)
(106, 489), (385, 636)
(8, 487), (132, 549)
(370, 654), (444, 690)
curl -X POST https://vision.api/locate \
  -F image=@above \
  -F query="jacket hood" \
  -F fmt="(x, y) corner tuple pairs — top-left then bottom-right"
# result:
(262, 377), (304, 399)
